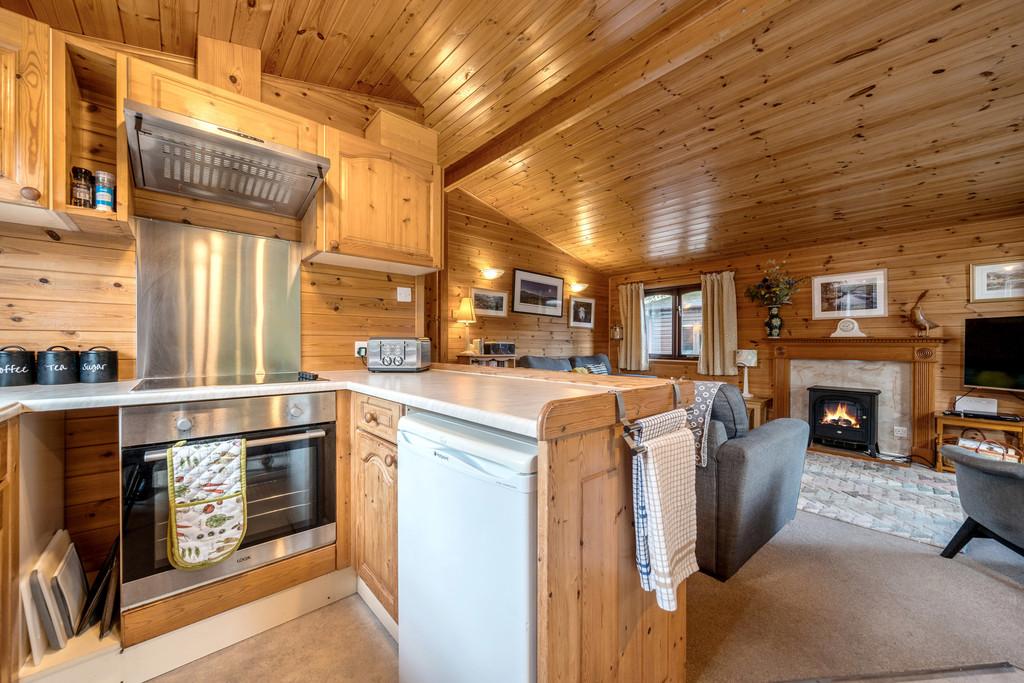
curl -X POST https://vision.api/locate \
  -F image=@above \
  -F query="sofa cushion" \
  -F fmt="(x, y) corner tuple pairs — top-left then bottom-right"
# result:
(570, 354), (612, 374)
(711, 384), (749, 439)
(518, 355), (572, 372)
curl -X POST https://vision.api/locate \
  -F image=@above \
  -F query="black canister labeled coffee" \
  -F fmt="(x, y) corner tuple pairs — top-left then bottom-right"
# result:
(79, 346), (118, 383)
(37, 345), (79, 385)
(0, 346), (35, 387)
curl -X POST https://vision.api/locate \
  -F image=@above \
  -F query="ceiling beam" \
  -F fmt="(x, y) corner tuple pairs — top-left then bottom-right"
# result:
(443, 0), (796, 190)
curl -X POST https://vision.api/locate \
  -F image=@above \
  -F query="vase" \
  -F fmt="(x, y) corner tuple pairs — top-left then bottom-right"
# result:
(765, 305), (783, 337)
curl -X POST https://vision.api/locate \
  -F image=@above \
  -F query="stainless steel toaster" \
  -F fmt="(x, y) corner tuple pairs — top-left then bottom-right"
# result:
(367, 337), (431, 372)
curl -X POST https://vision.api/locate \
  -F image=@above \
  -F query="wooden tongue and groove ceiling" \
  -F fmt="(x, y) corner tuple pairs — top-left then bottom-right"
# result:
(6, 0), (1023, 274)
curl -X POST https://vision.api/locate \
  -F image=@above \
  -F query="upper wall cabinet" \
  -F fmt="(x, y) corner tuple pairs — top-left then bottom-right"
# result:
(50, 34), (133, 236)
(124, 56), (322, 242)
(0, 11), (53, 224)
(303, 127), (443, 275)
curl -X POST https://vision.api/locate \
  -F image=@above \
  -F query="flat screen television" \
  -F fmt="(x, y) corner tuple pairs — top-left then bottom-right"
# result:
(963, 315), (1024, 392)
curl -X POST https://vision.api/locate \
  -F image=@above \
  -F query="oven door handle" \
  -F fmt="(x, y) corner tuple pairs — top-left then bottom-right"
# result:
(141, 429), (328, 463)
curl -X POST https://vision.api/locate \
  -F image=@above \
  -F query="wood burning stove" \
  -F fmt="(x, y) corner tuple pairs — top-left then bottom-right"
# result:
(807, 385), (881, 457)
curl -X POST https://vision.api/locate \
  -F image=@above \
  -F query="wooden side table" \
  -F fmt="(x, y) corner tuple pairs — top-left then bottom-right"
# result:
(744, 396), (772, 428)
(456, 353), (517, 368)
(934, 412), (1024, 472)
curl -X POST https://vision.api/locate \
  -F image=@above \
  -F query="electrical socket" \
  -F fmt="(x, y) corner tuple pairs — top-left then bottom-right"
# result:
(354, 341), (368, 357)
(893, 425), (909, 438)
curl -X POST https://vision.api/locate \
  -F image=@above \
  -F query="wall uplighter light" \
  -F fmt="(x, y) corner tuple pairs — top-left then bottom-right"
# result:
(480, 268), (504, 280)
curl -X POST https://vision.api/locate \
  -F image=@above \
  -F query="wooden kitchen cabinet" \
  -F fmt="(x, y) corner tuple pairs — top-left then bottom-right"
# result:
(352, 398), (399, 621)
(50, 34), (133, 236)
(0, 10), (50, 219)
(303, 126), (442, 275)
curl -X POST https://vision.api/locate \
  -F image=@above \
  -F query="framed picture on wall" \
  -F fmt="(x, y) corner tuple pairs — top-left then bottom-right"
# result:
(471, 288), (508, 317)
(812, 269), (887, 319)
(513, 269), (564, 317)
(569, 297), (595, 329)
(970, 260), (1024, 302)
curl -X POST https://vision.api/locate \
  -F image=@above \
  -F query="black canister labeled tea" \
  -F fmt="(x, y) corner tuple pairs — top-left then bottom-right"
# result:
(0, 346), (35, 387)
(79, 346), (118, 383)
(37, 345), (79, 385)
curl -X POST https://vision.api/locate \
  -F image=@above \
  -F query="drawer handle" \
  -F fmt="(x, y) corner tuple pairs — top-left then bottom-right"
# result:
(363, 412), (378, 425)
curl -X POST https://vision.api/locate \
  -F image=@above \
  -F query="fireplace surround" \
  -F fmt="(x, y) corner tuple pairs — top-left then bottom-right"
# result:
(808, 385), (881, 456)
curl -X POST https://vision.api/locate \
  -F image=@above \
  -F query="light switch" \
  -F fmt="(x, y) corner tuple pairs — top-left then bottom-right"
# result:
(397, 286), (413, 302)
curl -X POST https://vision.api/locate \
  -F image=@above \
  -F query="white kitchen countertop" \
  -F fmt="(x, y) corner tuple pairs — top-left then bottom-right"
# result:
(0, 369), (613, 438)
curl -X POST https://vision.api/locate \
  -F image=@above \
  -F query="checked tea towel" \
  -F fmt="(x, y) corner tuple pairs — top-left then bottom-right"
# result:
(631, 408), (699, 611)
(167, 438), (247, 570)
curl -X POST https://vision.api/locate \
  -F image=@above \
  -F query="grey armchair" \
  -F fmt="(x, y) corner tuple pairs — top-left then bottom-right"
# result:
(939, 445), (1024, 558)
(696, 384), (809, 580)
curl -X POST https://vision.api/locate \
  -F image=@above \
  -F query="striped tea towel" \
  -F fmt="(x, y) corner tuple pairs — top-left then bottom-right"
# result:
(631, 411), (698, 611)
(167, 438), (247, 570)
(686, 381), (725, 466)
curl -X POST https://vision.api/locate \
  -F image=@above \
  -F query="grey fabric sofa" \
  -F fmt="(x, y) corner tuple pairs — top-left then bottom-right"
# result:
(696, 384), (809, 580)
(518, 353), (613, 374)
(939, 445), (1024, 558)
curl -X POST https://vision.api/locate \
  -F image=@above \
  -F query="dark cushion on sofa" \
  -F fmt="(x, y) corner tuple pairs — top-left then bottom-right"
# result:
(518, 355), (573, 372)
(569, 354), (612, 374)
(711, 383), (749, 439)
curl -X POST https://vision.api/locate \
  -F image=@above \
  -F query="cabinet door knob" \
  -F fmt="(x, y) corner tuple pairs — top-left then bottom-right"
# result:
(329, 240), (339, 251)
(20, 186), (41, 202)
(384, 454), (396, 468)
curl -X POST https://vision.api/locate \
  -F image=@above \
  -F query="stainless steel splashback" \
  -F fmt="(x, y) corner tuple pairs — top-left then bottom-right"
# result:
(136, 219), (301, 381)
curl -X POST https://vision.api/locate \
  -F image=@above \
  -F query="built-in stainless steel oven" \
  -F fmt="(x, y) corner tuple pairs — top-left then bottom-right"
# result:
(119, 392), (336, 609)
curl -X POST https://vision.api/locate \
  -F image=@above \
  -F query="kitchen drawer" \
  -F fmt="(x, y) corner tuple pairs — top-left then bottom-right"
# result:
(354, 394), (403, 444)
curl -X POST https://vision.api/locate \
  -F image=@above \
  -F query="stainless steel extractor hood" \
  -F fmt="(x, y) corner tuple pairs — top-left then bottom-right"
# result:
(124, 100), (330, 218)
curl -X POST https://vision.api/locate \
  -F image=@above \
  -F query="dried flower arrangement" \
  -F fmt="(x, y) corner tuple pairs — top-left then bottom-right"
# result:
(745, 260), (805, 306)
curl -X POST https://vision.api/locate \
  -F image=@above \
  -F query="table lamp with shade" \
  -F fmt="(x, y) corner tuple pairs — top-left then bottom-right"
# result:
(735, 349), (757, 398)
(456, 297), (477, 354)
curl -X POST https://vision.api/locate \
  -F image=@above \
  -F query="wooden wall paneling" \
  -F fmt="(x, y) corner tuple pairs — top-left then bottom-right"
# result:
(443, 190), (610, 362)
(196, 34), (261, 99)
(608, 216), (1024, 416)
(64, 407), (119, 571)
(300, 263), (418, 371)
(0, 224), (137, 375)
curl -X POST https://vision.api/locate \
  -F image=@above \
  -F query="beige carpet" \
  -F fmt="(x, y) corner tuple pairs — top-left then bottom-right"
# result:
(150, 512), (1022, 683)
(687, 512), (1024, 683)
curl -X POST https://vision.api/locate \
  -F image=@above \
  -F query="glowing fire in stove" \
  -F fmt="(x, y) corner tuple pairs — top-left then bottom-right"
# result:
(820, 402), (861, 428)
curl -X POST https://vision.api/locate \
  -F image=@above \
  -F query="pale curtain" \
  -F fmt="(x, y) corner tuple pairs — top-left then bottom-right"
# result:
(618, 282), (649, 371)
(698, 271), (738, 376)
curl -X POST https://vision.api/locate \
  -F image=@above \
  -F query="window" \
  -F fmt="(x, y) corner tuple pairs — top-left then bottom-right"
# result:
(643, 286), (703, 360)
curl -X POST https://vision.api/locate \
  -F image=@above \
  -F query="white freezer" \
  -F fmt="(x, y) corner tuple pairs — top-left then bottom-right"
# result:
(397, 411), (538, 683)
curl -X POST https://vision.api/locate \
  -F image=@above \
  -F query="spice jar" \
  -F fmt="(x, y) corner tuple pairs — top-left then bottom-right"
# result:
(95, 170), (115, 212)
(71, 166), (94, 208)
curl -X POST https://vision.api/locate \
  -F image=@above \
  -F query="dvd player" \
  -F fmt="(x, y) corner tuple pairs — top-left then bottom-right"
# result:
(942, 409), (1022, 422)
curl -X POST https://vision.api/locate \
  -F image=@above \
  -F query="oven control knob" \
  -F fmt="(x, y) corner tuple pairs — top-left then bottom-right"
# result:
(176, 417), (193, 432)
(289, 405), (304, 418)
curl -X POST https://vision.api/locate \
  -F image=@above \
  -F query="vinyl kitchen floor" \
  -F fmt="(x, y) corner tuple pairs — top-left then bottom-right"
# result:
(148, 595), (397, 683)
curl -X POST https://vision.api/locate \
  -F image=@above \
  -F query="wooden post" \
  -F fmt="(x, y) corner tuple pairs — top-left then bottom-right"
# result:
(195, 35), (261, 99)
